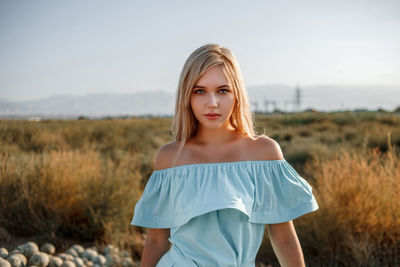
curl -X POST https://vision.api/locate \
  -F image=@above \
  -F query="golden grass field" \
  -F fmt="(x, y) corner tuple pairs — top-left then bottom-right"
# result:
(1, 111), (399, 266)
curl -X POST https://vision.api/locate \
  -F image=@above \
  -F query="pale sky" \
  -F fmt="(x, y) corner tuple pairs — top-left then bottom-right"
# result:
(0, 0), (399, 101)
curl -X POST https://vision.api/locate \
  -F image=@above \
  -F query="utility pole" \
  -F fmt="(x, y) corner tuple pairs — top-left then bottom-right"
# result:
(264, 99), (277, 113)
(251, 101), (259, 113)
(294, 83), (302, 112)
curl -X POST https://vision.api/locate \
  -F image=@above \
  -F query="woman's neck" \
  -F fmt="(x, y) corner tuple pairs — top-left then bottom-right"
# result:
(190, 126), (242, 147)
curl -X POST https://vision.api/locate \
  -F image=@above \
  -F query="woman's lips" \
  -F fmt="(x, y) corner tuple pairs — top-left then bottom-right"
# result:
(204, 114), (221, 120)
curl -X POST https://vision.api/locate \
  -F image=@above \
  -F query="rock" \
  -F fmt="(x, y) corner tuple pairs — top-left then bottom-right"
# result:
(72, 257), (85, 267)
(88, 247), (98, 253)
(58, 253), (74, 262)
(82, 249), (97, 262)
(104, 245), (118, 256)
(61, 260), (76, 267)
(7, 253), (27, 267)
(0, 257), (11, 267)
(70, 245), (84, 257)
(0, 248), (8, 259)
(7, 250), (21, 257)
(21, 242), (39, 259)
(48, 256), (63, 267)
(28, 252), (50, 267)
(103, 245), (125, 267)
(2, 241), (135, 267)
(40, 243), (56, 255)
(93, 254), (106, 265)
(65, 248), (78, 258)
(122, 257), (134, 267)
(104, 252), (122, 267)
(120, 250), (130, 258)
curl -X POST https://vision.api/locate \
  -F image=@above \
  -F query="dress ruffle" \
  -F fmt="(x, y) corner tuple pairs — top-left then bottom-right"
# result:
(131, 159), (319, 228)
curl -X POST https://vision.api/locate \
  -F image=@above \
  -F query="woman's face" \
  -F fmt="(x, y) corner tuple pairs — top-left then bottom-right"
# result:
(190, 65), (236, 130)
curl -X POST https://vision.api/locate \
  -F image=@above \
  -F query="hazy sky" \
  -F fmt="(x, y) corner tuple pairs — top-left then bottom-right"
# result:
(1, 0), (399, 101)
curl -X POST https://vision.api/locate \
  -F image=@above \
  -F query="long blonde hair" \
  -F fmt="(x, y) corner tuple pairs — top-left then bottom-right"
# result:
(171, 44), (256, 153)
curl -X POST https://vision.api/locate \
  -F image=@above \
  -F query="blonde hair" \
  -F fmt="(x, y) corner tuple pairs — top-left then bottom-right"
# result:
(171, 43), (256, 149)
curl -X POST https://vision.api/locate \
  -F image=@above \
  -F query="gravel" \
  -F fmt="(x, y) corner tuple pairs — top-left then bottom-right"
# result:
(0, 242), (138, 267)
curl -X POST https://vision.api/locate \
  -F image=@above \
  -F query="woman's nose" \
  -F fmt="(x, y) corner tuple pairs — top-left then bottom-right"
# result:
(207, 93), (218, 107)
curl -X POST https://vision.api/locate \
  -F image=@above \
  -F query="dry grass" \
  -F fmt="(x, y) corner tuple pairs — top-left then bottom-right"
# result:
(0, 147), (143, 245)
(298, 134), (400, 266)
(1, 113), (400, 265)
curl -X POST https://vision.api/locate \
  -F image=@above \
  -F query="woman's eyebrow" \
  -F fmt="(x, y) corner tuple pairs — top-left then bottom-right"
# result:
(193, 84), (231, 89)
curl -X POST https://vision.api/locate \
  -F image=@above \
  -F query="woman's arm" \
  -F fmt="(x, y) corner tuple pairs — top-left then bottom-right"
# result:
(141, 228), (171, 266)
(267, 221), (306, 267)
(140, 228), (171, 267)
(140, 144), (175, 266)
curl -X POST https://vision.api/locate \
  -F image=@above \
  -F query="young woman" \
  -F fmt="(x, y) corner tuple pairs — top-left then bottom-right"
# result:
(131, 44), (319, 267)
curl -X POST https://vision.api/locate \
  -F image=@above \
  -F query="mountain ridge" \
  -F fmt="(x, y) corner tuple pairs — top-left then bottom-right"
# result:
(1, 85), (399, 118)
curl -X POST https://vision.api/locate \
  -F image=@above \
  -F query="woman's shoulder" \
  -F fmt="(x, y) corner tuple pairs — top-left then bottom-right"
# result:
(248, 134), (284, 161)
(153, 136), (283, 170)
(153, 141), (182, 171)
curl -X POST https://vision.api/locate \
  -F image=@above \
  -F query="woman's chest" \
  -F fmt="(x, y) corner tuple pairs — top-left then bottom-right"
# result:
(174, 140), (255, 165)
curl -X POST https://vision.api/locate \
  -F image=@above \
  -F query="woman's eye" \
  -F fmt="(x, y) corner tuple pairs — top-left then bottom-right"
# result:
(193, 89), (229, 94)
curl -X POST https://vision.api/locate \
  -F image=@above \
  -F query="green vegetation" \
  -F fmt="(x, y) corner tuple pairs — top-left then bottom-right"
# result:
(1, 111), (399, 265)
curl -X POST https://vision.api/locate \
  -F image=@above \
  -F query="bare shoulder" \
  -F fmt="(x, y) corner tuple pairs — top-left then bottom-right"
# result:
(249, 135), (284, 161)
(153, 141), (182, 170)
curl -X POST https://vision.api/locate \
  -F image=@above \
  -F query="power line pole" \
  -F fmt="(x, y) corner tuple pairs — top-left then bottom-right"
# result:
(294, 83), (302, 112)
(264, 98), (277, 113)
(251, 101), (259, 113)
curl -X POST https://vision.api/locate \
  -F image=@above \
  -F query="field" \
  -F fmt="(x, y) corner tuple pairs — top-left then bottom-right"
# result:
(1, 111), (399, 266)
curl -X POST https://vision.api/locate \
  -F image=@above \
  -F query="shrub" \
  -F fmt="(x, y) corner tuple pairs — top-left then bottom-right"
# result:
(302, 135), (400, 266)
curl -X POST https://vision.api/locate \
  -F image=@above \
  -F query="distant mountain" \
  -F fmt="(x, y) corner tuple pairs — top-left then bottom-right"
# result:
(0, 91), (175, 118)
(0, 85), (399, 118)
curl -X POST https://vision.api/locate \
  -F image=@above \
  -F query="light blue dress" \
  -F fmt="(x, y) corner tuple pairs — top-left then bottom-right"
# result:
(131, 159), (319, 266)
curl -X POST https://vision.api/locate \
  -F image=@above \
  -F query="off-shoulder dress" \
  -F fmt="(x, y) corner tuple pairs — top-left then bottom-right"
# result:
(131, 159), (319, 267)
